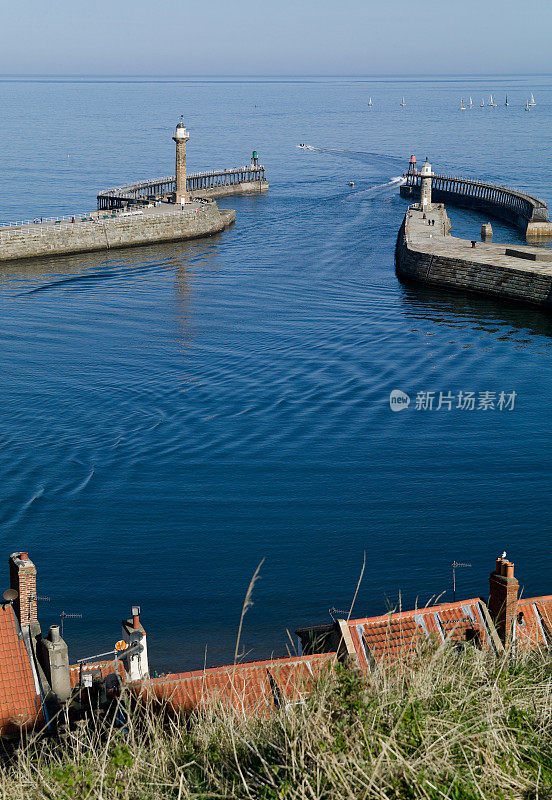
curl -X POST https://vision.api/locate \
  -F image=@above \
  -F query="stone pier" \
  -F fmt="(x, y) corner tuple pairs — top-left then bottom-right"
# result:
(395, 203), (552, 307)
(401, 158), (552, 240)
(0, 202), (235, 263)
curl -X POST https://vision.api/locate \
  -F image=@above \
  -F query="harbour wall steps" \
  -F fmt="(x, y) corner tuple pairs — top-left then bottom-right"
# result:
(400, 174), (552, 239)
(0, 202), (235, 263)
(395, 204), (552, 308)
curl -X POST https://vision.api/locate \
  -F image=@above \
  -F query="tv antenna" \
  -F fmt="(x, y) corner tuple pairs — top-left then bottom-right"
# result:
(60, 610), (83, 638)
(2, 589), (18, 604)
(452, 561), (472, 602)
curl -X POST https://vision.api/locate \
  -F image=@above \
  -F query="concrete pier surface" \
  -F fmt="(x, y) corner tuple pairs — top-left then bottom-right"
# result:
(395, 204), (552, 308)
(0, 201), (235, 263)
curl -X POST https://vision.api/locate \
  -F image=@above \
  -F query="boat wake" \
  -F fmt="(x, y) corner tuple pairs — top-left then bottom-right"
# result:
(343, 176), (405, 201)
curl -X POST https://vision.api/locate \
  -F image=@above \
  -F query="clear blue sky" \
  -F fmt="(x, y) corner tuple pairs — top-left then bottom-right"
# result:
(1, 0), (550, 76)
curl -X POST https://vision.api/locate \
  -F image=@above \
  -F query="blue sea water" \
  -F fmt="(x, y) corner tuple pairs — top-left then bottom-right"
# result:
(1, 75), (552, 671)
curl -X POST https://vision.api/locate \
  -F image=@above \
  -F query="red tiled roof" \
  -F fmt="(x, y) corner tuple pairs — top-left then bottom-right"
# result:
(69, 660), (126, 688)
(132, 653), (336, 716)
(0, 604), (42, 736)
(513, 595), (552, 650)
(347, 598), (494, 670)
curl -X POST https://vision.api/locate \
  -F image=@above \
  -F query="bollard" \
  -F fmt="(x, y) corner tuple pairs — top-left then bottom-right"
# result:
(481, 222), (493, 241)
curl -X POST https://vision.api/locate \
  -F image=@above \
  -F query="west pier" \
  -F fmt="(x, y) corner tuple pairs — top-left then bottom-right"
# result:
(0, 120), (268, 263)
(396, 158), (552, 308)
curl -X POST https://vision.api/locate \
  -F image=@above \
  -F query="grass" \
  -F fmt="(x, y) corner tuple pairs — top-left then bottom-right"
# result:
(3, 643), (552, 799)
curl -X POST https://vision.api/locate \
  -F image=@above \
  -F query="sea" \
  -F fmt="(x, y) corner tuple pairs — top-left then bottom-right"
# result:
(1, 75), (552, 671)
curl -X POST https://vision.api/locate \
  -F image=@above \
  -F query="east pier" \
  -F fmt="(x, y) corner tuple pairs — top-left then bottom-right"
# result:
(396, 158), (552, 308)
(400, 155), (552, 240)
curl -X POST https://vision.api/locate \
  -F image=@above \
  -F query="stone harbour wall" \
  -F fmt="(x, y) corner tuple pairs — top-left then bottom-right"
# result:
(0, 204), (235, 263)
(395, 205), (552, 308)
(191, 179), (269, 200)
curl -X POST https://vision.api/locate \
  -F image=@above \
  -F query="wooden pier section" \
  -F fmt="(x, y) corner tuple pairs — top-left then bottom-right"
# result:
(97, 164), (268, 211)
(395, 204), (552, 308)
(400, 171), (552, 239)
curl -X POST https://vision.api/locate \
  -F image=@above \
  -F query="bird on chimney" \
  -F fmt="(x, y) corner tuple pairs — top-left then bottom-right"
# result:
(501, 551), (507, 559)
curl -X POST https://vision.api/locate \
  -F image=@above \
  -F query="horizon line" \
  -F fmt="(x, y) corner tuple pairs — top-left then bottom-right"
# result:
(0, 72), (551, 79)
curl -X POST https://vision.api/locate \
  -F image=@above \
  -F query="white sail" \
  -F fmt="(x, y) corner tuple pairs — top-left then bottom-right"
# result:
(505, 95), (509, 106)
(368, 97), (373, 106)
(400, 96), (406, 106)
(529, 93), (536, 106)
(460, 98), (466, 110)
(480, 98), (485, 107)
(469, 96), (473, 107)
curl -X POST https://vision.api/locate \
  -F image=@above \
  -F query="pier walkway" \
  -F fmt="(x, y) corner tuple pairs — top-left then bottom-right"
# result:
(400, 169), (552, 238)
(395, 204), (552, 308)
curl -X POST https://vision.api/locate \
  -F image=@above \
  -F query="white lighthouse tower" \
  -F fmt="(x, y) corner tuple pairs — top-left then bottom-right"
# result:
(172, 117), (190, 205)
(419, 157), (433, 211)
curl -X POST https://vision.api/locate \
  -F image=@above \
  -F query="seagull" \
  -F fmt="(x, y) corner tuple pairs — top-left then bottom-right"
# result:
(501, 551), (507, 559)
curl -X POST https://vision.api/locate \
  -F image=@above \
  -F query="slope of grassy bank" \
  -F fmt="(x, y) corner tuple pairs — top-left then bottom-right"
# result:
(3, 645), (552, 800)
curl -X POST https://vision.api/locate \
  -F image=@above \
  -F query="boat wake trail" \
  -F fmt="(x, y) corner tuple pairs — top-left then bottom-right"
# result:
(342, 176), (406, 203)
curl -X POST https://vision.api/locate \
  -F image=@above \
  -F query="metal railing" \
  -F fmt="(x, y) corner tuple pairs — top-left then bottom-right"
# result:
(0, 204), (211, 241)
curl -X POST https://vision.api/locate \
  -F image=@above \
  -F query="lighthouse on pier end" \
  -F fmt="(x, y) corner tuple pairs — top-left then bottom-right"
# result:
(419, 157), (433, 211)
(172, 117), (190, 205)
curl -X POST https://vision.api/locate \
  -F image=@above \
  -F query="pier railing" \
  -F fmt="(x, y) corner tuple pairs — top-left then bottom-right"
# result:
(97, 165), (266, 210)
(0, 204), (211, 241)
(401, 172), (551, 229)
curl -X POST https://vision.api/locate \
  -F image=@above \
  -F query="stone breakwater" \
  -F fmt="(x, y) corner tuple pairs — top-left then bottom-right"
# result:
(0, 202), (235, 263)
(395, 204), (552, 308)
(191, 179), (268, 200)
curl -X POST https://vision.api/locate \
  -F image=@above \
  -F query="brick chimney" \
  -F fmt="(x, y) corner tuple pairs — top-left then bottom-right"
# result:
(9, 552), (37, 628)
(488, 555), (519, 646)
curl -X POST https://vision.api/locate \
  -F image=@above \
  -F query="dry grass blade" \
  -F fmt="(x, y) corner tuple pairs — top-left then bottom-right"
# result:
(234, 558), (265, 665)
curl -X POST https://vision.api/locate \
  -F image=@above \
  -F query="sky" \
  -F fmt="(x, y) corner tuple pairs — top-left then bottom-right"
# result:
(0, 0), (550, 76)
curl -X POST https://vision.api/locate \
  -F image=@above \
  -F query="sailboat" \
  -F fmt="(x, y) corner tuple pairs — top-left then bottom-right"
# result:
(368, 97), (373, 107)
(469, 97), (473, 108)
(488, 94), (497, 107)
(480, 98), (485, 107)
(505, 95), (509, 106)
(529, 92), (536, 106)
(400, 96), (406, 107)
(525, 99), (531, 112)
(460, 98), (466, 111)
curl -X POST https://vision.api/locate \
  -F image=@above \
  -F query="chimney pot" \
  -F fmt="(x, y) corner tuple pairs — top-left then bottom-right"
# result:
(49, 624), (61, 643)
(495, 557), (502, 574)
(132, 605), (141, 629)
(505, 562), (514, 579)
(20, 552), (29, 561)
